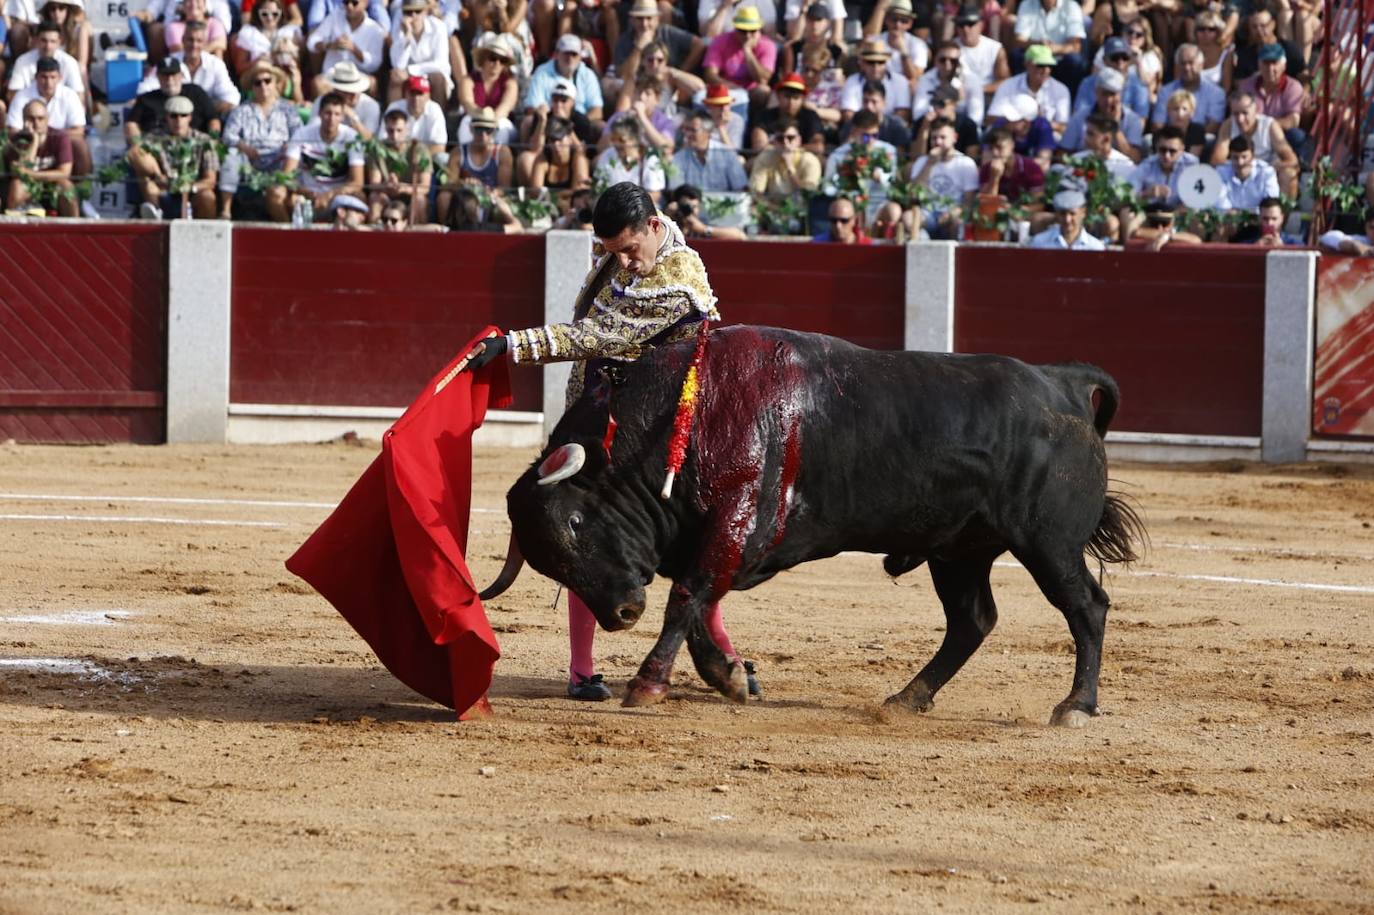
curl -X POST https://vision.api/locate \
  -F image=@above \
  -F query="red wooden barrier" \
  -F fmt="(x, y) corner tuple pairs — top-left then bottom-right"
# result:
(0, 224), (168, 444)
(230, 229), (546, 412)
(694, 239), (906, 350)
(955, 247), (1267, 437)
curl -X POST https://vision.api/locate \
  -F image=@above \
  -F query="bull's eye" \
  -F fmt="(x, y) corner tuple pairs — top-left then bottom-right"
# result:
(568, 512), (583, 536)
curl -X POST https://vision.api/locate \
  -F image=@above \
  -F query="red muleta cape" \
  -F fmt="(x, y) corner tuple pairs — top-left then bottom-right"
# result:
(285, 327), (511, 720)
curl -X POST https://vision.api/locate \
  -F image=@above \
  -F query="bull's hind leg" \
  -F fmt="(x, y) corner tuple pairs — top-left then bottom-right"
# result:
(886, 552), (999, 714)
(1017, 549), (1111, 728)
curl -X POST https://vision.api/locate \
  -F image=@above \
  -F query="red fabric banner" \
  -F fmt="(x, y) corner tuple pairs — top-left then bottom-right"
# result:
(285, 327), (512, 719)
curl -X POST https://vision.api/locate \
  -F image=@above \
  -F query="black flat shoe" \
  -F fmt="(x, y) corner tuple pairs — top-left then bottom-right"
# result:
(566, 673), (612, 701)
(743, 661), (761, 699)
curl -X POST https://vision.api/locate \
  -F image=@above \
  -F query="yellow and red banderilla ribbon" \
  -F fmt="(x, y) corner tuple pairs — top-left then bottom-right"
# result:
(661, 321), (710, 500)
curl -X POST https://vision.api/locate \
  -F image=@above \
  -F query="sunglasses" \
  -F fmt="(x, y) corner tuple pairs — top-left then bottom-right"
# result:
(829, 216), (853, 224)
(937, 57), (959, 65)
(957, 20), (979, 26)
(168, 111), (191, 118)
(1196, 24), (1217, 31)
(382, 217), (403, 225)
(473, 125), (495, 133)
(254, 76), (274, 86)
(259, 8), (280, 14)
(780, 132), (801, 141)
(1157, 146), (1183, 155)
(1109, 53), (1131, 61)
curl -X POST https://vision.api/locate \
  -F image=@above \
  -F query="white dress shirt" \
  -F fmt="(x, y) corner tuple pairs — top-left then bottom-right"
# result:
(8, 49), (85, 94)
(840, 71), (912, 115)
(390, 15), (452, 80)
(6, 83), (86, 129)
(384, 98), (448, 147)
(307, 10), (388, 74)
(989, 72), (1071, 127)
(1028, 224), (1105, 249)
(173, 53), (242, 108)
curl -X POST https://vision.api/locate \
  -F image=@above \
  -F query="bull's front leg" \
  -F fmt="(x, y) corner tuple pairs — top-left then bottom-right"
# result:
(624, 580), (746, 706)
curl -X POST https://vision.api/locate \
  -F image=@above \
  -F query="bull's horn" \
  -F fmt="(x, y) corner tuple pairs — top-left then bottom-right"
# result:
(536, 443), (586, 486)
(479, 534), (524, 601)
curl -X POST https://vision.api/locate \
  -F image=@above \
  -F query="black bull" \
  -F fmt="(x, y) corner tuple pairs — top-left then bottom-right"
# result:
(481, 326), (1145, 726)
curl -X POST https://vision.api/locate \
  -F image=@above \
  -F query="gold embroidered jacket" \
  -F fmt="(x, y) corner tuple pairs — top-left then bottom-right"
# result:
(507, 215), (720, 405)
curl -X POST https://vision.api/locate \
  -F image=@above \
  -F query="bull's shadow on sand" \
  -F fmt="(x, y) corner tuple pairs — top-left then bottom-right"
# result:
(0, 655), (827, 724)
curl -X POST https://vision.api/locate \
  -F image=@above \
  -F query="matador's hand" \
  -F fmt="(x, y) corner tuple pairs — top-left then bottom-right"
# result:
(459, 333), (508, 372)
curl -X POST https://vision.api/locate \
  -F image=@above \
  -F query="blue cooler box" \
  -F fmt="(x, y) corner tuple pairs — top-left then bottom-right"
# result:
(105, 50), (147, 103)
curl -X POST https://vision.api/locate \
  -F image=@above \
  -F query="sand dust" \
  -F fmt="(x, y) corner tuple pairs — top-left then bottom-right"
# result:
(1, 442), (1372, 913)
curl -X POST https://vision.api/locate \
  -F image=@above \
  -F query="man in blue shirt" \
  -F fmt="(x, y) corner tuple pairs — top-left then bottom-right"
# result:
(1128, 125), (1199, 208)
(670, 111), (748, 191)
(1216, 135), (1279, 213)
(1028, 186), (1106, 249)
(524, 33), (605, 126)
(1074, 37), (1149, 121)
(1250, 197), (1305, 246)
(1150, 44), (1226, 133)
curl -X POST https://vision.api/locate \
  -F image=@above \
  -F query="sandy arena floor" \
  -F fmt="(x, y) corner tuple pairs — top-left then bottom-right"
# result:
(1, 441), (1372, 913)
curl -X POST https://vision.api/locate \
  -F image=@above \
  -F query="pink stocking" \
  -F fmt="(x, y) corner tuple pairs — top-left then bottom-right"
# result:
(704, 602), (739, 662)
(567, 591), (598, 682)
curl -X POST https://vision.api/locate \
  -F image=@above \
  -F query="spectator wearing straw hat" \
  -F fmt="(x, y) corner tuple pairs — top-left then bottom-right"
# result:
(702, 4), (777, 110)
(842, 39), (911, 124)
(306, 0), (385, 94)
(389, 0), (452, 105)
(701, 81), (745, 149)
(1011, 0), (1086, 93)
(128, 94), (220, 220)
(283, 90), (366, 219)
(309, 60), (379, 139)
(459, 32), (519, 124)
(452, 106), (512, 188)
(1028, 184), (1105, 249)
(218, 58), (297, 220)
(670, 108), (747, 191)
(525, 32), (605, 126)
(384, 73), (448, 154)
(749, 70), (826, 154)
(872, 0), (930, 86)
(126, 56), (218, 141)
(987, 43), (1069, 134)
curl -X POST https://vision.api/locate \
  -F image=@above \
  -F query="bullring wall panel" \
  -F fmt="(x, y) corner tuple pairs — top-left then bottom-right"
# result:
(954, 246), (1267, 437)
(230, 229), (546, 412)
(0, 224), (168, 444)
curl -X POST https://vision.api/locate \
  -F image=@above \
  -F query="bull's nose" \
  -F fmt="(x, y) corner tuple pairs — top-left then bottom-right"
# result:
(616, 605), (642, 625)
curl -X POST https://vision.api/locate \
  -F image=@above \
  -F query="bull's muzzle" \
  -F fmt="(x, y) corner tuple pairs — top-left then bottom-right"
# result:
(615, 603), (643, 627)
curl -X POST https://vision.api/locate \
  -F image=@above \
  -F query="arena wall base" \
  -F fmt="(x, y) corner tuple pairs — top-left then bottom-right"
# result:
(226, 405), (545, 448)
(1104, 432), (1263, 464)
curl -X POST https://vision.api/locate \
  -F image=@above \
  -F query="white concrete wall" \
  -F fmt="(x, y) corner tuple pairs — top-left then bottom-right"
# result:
(904, 241), (957, 354)
(166, 220), (232, 443)
(1262, 250), (1317, 463)
(541, 231), (593, 439)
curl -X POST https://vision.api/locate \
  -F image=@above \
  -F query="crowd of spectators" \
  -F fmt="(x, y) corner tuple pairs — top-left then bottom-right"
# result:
(0, 0), (1371, 248)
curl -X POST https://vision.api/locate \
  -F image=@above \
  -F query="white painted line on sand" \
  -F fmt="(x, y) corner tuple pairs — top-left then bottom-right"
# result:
(0, 513), (286, 528)
(1155, 541), (1374, 562)
(4, 610), (133, 626)
(0, 658), (98, 674)
(0, 492), (503, 513)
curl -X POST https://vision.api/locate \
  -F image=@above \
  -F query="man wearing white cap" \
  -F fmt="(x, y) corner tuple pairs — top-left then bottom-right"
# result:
(309, 60), (380, 138)
(128, 94), (220, 220)
(1028, 185), (1105, 249)
(986, 92), (1054, 168)
(988, 43), (1069, 134)
(524, 32), (604, 126)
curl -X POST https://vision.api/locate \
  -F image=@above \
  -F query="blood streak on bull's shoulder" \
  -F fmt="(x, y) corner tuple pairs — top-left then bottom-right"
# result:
(690, 327), (807, 594)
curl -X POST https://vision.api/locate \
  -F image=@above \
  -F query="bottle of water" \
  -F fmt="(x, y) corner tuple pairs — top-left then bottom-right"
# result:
(181, 194), (192, 220)
(291, 196), (306, 228)
(302, 197), (313, 226)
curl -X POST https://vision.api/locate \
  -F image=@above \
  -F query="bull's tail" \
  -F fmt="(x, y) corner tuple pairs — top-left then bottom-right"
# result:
(1087, 490), (1148, 566)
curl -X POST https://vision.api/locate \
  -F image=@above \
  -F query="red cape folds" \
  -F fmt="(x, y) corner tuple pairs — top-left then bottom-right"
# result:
(285, 327), (512, 720)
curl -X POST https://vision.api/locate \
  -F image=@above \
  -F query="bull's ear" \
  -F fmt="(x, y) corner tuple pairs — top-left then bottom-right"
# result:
(536, 443), (587, 486)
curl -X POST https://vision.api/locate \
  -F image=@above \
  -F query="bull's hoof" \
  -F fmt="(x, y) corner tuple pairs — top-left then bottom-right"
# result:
(719, 661), (749, 705)
(622, 678), (670, 708)
(1049, 702), (1098, 728)
(883, 691), (934, 714)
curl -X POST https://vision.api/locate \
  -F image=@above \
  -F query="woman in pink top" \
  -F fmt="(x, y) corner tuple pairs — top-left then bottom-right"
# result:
(702, 5), (776, 107)
(166, 0), (228, 56)
(458, 32), (519, 122)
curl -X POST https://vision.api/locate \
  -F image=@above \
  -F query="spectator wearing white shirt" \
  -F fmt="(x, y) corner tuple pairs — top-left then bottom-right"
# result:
(1215, 135), (1279, 214)
(1210, 88), (1299, 198)
(3, 0), (41, 57)
(283, 91), (366, 216)
(908, 119), (978, 239)
(864, 0), (928, 86)
(6, 58), (87, 175)
(389, 0), (451, 105)
(1149, 44), (1227, 133)
(176, 22), (241, 115)
(987, 44), (1070, 134)
(232, 0), (305, 77)
(1012, 0), (1087, 93)
(953, 5), (1009, 95)
(307, 0), (386, 95)
(1317, 209), (1374, 257)
(384, 74), (447, 153)
(593, 117), (667, 195)
(841, 40), (911, 124)
(6, 21), (83, 99)
(1028, 186), (1106, 249)
(910, 41), (984, 127)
